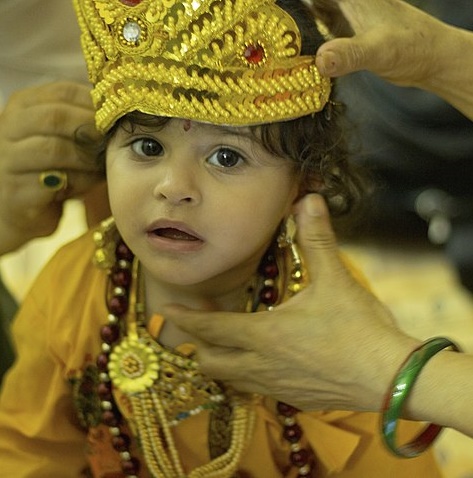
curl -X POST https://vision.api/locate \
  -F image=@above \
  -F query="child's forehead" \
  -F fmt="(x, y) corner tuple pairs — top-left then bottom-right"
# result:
(187, 120), (254, 137)
(123, 115), (255, 137)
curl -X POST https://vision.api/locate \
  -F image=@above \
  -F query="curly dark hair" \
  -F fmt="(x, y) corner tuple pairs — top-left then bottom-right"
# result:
(79, 0), (367, 222)
(271, 0), (367, 219)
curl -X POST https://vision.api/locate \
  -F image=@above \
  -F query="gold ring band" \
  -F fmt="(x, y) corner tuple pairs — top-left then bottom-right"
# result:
(39, 170), (68, 192)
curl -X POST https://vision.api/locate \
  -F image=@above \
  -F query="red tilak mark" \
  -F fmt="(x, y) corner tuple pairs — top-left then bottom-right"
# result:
(183, 120), (192, 132)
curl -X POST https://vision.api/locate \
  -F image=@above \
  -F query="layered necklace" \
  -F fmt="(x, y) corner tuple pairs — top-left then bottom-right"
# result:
(93, 223), (314, 478)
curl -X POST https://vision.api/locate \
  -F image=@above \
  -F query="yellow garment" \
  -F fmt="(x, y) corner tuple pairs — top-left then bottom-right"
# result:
(0, 230), (442, 477)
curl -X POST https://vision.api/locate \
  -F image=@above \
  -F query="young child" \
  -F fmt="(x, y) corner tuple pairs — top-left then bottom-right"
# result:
(0, 0), (442, 476)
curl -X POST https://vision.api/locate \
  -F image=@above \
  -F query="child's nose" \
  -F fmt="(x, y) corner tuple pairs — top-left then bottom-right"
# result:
(152, 158), (201, 205)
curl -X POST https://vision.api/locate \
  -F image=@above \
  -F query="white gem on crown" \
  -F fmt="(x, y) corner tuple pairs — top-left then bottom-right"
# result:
(123, 21), (141, 43)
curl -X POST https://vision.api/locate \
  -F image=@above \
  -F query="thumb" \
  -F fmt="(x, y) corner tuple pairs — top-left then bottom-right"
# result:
(295, 194), (341, 279)
(316, 37), (371, 77)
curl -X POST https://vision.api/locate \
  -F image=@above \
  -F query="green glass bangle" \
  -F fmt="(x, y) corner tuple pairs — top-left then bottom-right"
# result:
(381, 337), (461, 458)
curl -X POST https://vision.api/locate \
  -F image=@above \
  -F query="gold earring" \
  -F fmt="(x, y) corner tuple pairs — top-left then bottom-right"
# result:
(277, 215), (305, 295)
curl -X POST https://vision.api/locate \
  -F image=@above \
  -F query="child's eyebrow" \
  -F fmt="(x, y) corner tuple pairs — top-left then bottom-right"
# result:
(205, 123), (254, 140)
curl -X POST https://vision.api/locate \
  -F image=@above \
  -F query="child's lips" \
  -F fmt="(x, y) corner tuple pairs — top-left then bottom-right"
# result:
(153, 227), (200, 241)
(146, 219), (203, 239)
(145, 220), (205, 251)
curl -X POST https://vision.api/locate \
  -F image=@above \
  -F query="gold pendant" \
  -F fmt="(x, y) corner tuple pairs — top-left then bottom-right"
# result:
(108, 333), (160, 394)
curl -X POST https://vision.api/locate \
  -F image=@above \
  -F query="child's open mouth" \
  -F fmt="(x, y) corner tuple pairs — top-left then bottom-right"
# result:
(154, 228), (200, 241)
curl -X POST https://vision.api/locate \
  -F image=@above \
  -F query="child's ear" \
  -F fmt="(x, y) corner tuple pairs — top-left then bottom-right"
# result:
(289, 203), (299, 218)
(289, 193), (307, 217)
(295, 176), (324, 203)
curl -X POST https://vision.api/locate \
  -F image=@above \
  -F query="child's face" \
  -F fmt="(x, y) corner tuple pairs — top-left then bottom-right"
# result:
(106, 118), (299, 292)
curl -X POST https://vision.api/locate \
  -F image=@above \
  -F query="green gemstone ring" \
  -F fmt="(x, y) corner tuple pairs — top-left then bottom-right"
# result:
(39, 170), (68, 191)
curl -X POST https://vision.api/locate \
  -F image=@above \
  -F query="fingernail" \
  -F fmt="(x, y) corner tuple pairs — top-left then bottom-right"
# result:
(317, 51), (338, 76)
(306, 195), (323, 217)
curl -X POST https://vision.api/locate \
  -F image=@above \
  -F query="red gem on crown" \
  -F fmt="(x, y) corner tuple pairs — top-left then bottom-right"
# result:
(243, 43), (266, 65)
(120, 0), (143, 6)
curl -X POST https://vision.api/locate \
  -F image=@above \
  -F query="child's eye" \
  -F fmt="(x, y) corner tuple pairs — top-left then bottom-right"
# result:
(131, 138), (163, 157)
(207, 148), (244, 168)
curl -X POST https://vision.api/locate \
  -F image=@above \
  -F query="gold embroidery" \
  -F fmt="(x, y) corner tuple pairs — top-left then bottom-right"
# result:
(73, 0), (331, 133)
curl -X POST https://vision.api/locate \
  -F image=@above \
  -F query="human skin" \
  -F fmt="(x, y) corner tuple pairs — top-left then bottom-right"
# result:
(314, 0), (473, 120)
(165, 193), (473, 438)
(164, 0), (473, 439)
(0, 81), (106, 255)
(106, 117), (299, 348)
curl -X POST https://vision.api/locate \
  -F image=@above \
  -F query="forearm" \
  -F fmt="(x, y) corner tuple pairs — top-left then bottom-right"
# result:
(360, 327), (473, 438)
(419, 22), (473, 121)
(404, 349), (473, 437)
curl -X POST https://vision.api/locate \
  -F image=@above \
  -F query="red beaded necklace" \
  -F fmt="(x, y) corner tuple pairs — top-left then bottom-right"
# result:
(95, 238), (314, 477)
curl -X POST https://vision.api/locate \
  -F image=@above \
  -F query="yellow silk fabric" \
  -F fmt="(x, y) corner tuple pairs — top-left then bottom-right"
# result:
(0, 230), (442, 477)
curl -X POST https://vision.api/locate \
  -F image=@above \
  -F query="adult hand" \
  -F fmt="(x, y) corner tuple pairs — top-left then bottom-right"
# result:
(0, 81), (105, 255)
(314, 0), (448, 87)
(314, 0), (473, 121)
(165, 194), (419, 411)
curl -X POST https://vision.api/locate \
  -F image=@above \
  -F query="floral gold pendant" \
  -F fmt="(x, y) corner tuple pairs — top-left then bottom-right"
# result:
(108, 335), (159, 394)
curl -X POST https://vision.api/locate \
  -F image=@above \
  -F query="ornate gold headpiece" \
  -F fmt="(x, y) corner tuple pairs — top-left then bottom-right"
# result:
(73, 0), (332, 133)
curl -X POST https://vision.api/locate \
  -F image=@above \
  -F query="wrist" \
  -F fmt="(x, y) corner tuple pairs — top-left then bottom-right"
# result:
(418, 23), (473, 118)
(381, 337), (461, 457)
(405, 349), (471, 428)
(365, 331), (421, 410)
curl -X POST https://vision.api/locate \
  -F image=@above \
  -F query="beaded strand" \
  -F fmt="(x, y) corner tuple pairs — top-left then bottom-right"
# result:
(97, 240), (140, 477)
(94, 238), (314, 477)
(258, 252), (314, 477)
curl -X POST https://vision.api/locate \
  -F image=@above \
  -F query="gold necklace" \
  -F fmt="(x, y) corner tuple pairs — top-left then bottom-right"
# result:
(107, 260), (256, 478)
(93, 223), (314, 477)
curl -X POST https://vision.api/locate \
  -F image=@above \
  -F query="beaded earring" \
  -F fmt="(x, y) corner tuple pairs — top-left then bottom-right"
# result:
(277, 215), (305, 295)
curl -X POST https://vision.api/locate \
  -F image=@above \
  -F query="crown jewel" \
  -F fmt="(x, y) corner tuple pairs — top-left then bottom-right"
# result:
(73, 0), (332, 133)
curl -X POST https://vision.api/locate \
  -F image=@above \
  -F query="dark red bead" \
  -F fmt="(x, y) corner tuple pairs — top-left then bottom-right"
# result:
(258, 253), (278, 278)
(115, 241), (134, 262)
(283, 423), (302, 443)
(277, 401), (299, 416)
(112, 433), (131, 452)
(108, 295), (129, 316)
(100, 324), (120, 344)
(101, 410), (120, 427)
(97, 382), (113, 400)
(290, 448), (310, 467)
(121, 457), (140, 475)
(111, 267), (132, 287)
(262, 261), (279, 279)
(96, 353), (109, 372)
(259, 285), (278, 305)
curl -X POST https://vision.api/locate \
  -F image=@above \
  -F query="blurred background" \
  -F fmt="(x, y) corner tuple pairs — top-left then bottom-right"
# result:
(1, 1), (473, 476)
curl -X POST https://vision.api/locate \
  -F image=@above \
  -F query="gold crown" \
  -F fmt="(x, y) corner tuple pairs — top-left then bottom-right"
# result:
(73, 0), (332, 133)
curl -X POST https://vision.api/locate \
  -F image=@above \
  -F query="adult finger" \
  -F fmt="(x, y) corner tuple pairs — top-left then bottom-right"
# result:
(61, 170), (105, 199)
(316, 37), (372, 77)
(7, 81), (93, 110)
(294, 194), (345, 281)
(194, 343), (256, 380)
(6, 135), (101, 174)
(23, 169), (103, 193)
(164, 304), (262, 349)
(2, 102), (96, 142)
